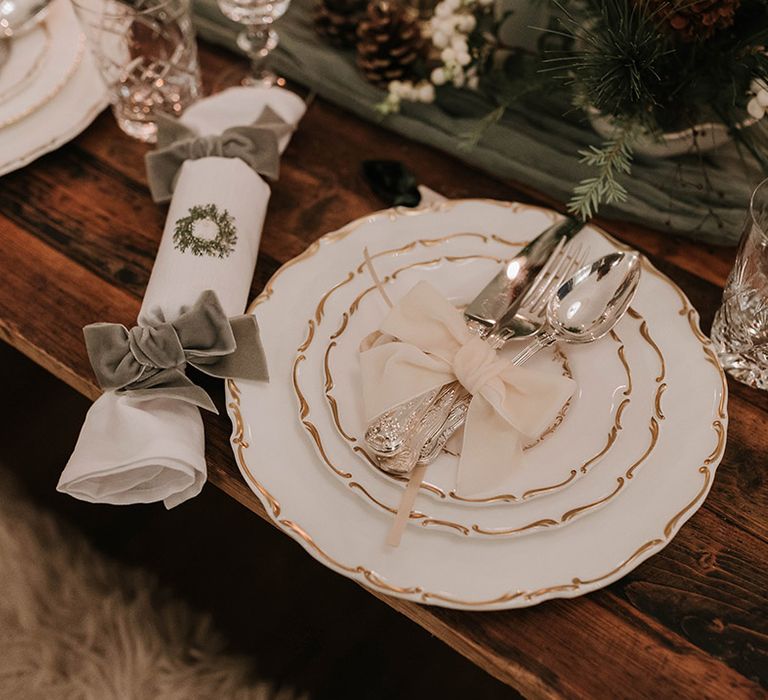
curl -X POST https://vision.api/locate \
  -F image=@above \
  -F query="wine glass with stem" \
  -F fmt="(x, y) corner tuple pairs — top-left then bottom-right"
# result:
(215, 0), (291, 88)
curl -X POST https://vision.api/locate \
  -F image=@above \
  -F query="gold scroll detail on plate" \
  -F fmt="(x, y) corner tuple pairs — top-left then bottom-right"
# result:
(289, 236), (665, 536)
(230, 200), (726, 606)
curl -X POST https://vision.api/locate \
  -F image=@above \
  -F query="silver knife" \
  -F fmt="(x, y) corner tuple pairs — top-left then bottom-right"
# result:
(463, 216), (585, 331)
(364, 216), (584, 460)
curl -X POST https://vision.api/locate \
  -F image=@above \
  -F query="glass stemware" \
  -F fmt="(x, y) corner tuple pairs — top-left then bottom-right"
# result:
(215, 0), (291, 87)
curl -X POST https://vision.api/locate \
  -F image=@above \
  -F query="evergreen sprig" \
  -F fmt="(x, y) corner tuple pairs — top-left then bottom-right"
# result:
(543, 0), (768, 218)
(568, 124), (640, 220)
(544, 0), (672, 126)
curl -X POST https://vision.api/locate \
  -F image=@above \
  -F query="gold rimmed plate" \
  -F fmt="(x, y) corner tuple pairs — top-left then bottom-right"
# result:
(291, 230), (665, 538)
(0, 0), (85, 130)
(0, 21), (49, 104)
(227, 200), (727, 609)
(0, 0), (108, 176)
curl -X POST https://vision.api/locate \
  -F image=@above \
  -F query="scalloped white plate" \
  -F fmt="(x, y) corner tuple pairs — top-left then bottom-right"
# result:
(227, 200), (727, 610)
(0, 0), (108, 176)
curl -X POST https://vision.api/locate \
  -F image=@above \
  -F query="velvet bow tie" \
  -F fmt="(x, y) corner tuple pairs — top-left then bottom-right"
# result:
(84, 290), (268, 413)
(359, 282), (577, 495)
(145, 106), (292, 203)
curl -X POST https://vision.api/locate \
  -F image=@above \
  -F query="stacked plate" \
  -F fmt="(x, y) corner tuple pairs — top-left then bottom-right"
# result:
(0, 0), (108, 176)
(227, 199), (728, 610)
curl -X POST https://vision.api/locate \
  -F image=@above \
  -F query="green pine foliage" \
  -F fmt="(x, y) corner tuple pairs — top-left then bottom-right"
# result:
(568, 124), (640, 219)
(545, 0), (768, 218)
(544, 0), (672, 127)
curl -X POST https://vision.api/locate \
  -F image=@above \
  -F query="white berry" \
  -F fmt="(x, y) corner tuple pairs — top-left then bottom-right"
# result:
(431, 67), (447, 85)
(433, 30), (448, 48)
(747, 96), (766, 120)
(419, 83), (436, 102)
(459, 14), (476, 31)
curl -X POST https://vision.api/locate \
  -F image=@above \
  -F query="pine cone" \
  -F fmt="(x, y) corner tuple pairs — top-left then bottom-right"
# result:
(653, 0), (741, 42)
(356, 1), (425, 86)
(315, 0), (368, 49)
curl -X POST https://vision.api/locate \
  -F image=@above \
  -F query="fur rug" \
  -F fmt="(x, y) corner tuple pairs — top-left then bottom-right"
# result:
(0, 468), (300, 700)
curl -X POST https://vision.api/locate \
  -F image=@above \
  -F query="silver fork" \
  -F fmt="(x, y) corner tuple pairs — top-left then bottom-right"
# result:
(377, 240), (589, 474)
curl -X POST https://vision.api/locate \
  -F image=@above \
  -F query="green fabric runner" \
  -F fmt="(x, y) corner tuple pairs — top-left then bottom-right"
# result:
(193, 0), (763, 245)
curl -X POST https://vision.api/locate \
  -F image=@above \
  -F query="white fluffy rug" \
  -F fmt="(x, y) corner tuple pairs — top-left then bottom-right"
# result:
(0, 469), (301, 700)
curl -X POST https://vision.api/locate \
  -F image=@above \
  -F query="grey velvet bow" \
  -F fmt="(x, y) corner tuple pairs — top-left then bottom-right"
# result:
(145, 106), (292, 203)
(84, 290), (268, 412)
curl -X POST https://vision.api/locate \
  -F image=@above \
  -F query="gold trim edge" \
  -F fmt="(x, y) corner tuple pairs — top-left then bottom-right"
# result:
(228, 199), (728, 609)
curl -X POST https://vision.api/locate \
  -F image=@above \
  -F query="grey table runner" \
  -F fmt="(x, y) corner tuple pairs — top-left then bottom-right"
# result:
(193, 0), (764, 245)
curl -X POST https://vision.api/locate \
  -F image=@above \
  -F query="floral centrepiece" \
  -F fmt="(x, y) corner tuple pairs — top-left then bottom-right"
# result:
(377, 0), (494, 113)
(312, 0), (768, 222)
(548, 0), (768, 217)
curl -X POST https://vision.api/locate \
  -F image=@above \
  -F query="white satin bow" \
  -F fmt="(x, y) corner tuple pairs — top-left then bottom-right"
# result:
(359, 281), (577, 495)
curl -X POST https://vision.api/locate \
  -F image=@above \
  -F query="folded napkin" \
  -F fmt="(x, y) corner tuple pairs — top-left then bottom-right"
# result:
(58, 86), (306, 507)
(360, 281), (577, 495)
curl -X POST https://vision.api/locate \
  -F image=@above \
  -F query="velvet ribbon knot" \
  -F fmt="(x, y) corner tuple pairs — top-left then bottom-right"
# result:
(145, 106), (292, 203)
(359, 281), (577, 495)
(84, 290), (268, 413)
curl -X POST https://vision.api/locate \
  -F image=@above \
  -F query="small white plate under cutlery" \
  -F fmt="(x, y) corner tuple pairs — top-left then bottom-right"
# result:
(292, 228), (664, 538)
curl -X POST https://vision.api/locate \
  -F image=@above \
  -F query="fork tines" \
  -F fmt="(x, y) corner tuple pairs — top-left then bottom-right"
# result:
(523, 240), (587, 317)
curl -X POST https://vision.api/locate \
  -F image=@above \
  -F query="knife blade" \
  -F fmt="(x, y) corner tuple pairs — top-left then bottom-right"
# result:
(463, 216), (584, 331)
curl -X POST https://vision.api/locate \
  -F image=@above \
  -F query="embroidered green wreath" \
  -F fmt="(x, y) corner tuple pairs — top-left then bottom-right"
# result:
(173, 203), (237, 258)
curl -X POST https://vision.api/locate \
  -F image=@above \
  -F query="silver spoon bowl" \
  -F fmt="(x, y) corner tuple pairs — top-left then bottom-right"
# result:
(505, 251), (641, 365)
(550, 251), (641, 341)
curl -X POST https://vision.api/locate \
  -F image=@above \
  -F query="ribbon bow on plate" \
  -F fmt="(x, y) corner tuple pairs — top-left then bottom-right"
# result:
(360, 281), (577, 495)
(84, 290), (268, 413)
(145, 106), (292, 203)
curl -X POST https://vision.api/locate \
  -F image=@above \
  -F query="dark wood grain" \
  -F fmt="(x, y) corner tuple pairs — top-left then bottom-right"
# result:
(0, 39), (766, 699)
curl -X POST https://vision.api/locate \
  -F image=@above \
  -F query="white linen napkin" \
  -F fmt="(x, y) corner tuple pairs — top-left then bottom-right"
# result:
(58, 86), (305, 508)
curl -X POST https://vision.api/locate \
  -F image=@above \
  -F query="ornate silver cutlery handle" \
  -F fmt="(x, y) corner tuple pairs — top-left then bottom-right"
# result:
(364, 388), (440, 457)
(375, 383), (461, 473)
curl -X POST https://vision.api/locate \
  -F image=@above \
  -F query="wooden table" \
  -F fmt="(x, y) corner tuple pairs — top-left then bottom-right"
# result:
(1, 44), (766, 699)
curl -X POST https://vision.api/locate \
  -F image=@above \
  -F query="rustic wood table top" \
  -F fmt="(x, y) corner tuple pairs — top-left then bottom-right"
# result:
(1, 43), (766, 699)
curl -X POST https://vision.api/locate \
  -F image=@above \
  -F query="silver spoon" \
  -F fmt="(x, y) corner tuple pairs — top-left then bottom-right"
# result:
(496, 250), (641, 362)
(1, 0), (51, 38)
(400, 251), (642, 469)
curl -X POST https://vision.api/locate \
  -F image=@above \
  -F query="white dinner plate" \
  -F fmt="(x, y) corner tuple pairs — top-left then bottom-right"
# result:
(227, 200), (727, 610)
(0, 21), (48, 104)
(0, 0), (109, 176)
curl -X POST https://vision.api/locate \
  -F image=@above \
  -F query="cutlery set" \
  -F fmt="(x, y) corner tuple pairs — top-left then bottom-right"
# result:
(365, 218), (642, 480)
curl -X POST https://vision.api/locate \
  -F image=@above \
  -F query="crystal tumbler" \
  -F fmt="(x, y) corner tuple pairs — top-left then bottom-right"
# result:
(711, 176), (768, 390)
(72, 0), (201, 142)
